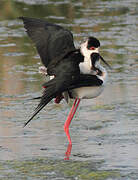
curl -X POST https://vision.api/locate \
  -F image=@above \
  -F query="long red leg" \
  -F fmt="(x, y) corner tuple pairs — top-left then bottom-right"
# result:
(64, 98), (77, 129)
(64, 98), (81, 144)
(69, 99), (81, 121)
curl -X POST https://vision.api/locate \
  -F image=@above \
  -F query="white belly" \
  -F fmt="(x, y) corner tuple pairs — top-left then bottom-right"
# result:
(70, 85), (104, 99)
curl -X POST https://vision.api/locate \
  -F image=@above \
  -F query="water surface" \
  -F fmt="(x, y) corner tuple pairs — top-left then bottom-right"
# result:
(0, 0), (138, 179)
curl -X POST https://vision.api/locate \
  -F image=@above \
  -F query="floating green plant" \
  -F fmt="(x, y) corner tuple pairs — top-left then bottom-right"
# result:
(0, 157), (121, 179)
(91, 104), (115, 111)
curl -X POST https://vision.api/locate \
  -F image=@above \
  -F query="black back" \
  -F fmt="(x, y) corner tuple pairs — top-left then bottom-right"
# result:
(87, 37), (100, 49)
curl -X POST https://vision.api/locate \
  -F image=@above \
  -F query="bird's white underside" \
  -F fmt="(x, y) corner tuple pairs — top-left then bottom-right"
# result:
(70, 85), (104, 99)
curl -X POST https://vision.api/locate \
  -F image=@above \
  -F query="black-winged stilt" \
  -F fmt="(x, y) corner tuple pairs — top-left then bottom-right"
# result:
(19, 17), (111, 148)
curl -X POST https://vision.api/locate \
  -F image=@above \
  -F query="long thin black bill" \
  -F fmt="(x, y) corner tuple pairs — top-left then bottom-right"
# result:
(100, 55), (112, 70)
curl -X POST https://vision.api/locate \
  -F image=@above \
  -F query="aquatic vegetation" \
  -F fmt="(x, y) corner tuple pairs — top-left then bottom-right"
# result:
(0, 158), (121, 179)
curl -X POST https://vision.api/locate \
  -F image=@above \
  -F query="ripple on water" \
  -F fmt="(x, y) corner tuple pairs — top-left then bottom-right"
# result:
(0, 0), (138, 179)
(3, 52), (28, 56)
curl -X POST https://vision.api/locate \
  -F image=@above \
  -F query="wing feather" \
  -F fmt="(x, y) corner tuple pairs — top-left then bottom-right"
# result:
(24, 73), (102, 127)
(19, 17), (76, 67)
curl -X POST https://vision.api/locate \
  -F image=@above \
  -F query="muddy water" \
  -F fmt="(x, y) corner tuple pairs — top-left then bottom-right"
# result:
(0, 0), (138, 179)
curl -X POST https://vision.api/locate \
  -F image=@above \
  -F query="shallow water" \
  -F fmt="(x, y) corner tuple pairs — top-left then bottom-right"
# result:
(0, 0), (138, 179)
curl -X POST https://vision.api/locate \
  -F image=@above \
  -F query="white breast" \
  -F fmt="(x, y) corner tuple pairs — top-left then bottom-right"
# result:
(79, 42), (99, 74)
(70, 85), (104, 99)
(69, 65), (108, 99)
(79, 57), (92, 74)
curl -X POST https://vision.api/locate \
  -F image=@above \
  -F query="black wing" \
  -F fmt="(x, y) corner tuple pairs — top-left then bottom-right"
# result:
(24, 69), (102, 127)
(19, 17), (76, 68)
(24, 57), (80, 127)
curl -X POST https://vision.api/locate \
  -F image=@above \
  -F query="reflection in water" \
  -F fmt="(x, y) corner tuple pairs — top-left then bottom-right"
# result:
(0, 0), (138, 178)
(64, 143), (72, 160)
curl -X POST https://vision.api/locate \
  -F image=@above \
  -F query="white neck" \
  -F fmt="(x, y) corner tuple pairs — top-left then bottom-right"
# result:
(79, 56), (92, 74)
(79, 40), (100, 74)
(80, 41), (99, 59)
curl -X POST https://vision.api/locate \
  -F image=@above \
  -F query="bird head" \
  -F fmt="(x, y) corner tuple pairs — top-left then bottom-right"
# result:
(80, 37), (100, 58)
(80, 36), (112, 70)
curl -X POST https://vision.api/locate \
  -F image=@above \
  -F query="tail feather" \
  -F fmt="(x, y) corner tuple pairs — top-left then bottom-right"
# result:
(24, 86), (56, 127)
(23, 103), (46, 127)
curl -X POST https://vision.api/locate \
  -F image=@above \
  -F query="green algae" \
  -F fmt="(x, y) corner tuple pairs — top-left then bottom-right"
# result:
(79, 171), (120, 180)
(91, 104), (115, 111)
(127, 113), (138, 117)
(0, 157), (121, 179)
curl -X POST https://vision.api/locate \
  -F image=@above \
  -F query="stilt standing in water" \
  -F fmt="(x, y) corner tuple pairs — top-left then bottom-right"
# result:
(19, 17), (111, 149)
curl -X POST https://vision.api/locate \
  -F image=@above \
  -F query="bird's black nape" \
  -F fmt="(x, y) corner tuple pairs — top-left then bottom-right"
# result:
(91, 53), (100, 67)
(87, 37), (100, 49)
(91, 53), (112, 72)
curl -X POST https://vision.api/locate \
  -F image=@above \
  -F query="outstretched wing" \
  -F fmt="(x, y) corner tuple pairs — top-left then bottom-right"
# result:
(19, 17), (76, 68)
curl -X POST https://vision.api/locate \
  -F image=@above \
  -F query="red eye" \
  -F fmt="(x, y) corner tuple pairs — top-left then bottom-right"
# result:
(89, 46), (95, 50)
